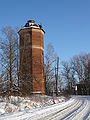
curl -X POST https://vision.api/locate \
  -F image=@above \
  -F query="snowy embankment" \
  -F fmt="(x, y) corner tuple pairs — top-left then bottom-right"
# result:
(0, 95), (90, 120)
(0, 95), (65, 117)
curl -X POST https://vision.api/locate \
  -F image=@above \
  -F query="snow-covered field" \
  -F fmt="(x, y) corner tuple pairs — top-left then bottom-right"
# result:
(0, 95), (90, 120)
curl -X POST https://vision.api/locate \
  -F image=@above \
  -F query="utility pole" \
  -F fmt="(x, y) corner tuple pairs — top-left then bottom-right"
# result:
(17, 40), (19, 88)
(56, 57), (59, 96)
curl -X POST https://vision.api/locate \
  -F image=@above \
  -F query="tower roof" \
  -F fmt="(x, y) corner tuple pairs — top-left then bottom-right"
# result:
(18, 20), (45, 34)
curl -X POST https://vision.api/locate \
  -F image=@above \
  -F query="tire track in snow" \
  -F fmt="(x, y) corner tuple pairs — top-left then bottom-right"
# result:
(42, 97), (90, 120)
(22, 99), (77, 120)
(34, 100), (80, 120)
(45, 100), (81, 120)
(71, 100), (90, 120)
(37, 98), (89, 120)
(60, 99), (88, 120)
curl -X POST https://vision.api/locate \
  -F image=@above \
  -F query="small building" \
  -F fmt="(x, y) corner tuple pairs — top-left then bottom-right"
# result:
(76, 83), (90, 95)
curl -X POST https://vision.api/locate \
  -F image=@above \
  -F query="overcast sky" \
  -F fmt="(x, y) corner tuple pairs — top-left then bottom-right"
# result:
(0, 0), (90, 61)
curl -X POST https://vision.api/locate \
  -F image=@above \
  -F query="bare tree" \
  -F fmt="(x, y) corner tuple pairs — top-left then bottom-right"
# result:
(61, 61), (71, 93)
(71, 55), (83, 82)
(70, 53), (90, 95)
(80, 53), (90, 94)
(45, 43), (57, 95)
(0, 26), (19, 95)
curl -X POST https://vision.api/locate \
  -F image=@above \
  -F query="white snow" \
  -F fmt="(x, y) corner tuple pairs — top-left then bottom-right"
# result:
(0, 95), (65, 114)
(0, 95), (89, 120)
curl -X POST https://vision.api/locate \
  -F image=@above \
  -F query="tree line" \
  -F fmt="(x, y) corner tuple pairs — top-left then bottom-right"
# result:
(45, 44), (90, 95)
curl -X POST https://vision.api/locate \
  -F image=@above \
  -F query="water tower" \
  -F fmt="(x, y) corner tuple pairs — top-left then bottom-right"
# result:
(18, 20), (45, 95)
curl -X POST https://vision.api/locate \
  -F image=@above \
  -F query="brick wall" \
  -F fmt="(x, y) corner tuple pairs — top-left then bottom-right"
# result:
(19, 28), (45, 95)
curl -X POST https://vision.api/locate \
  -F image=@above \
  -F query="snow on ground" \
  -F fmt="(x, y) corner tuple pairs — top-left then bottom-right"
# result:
(0, 95), (65, 115)
(0, 95), (90, 120)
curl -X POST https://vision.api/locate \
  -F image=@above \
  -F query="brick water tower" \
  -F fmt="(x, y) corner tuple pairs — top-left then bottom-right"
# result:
(18, 20), (45, 95)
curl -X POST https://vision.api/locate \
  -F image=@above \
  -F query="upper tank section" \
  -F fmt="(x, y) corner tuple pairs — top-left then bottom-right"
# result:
(25, 20), (44, 31)
(18, 20), (45, 34)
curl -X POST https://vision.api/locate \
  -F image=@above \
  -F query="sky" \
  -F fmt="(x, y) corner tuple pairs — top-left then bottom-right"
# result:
(0, 0), (90, 61)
